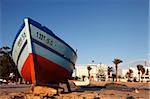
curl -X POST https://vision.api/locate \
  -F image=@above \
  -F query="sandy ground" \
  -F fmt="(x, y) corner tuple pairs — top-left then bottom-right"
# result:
(0, 81), (150, 99)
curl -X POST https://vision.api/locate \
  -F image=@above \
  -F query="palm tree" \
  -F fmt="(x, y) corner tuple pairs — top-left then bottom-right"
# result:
(129, 69), (133, 77)
(141, 67), (145, 82)
(145, 69), (149, 75)
(141, 67), (145, 75)
(137, 64), (143, 82)
(128, 69), (133, 81)
(107, 66), (113, 81)
(126, 72), (130, 81)
(82, 75), (86, 81)
(87, 66), (92, 81)
(112, 58), (123, 82)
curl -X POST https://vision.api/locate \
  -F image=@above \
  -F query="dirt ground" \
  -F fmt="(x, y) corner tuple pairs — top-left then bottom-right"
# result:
(0, 81), (149, 99)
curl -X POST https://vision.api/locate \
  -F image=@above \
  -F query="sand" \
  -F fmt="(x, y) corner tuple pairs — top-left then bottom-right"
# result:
(0, 81), (150, 99)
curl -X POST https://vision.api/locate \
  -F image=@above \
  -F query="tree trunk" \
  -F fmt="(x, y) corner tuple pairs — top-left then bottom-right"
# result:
(115, 65), (118, 82)
(88, 71), (91, 84)
(138, 71), (140, 82)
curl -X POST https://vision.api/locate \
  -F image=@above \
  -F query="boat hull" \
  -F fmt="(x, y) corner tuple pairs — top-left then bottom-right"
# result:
(12, 18), (77, 84)
(21, 53), (71, 83)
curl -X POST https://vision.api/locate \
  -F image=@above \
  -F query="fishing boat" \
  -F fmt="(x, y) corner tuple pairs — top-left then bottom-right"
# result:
(12, 18), (77, 85)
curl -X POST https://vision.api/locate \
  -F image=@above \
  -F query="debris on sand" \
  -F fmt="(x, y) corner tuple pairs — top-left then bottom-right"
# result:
(105, 83), (128, 89)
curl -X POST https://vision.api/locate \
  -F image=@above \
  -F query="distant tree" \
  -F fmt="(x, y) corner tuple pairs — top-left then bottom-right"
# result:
(129, 69), (133, 77)
(112, 58), (123, 82)
(0, 46), (21, 82)
(125, 72), (129, 79)
(141, 67), (145, 75)
(145, 69), (149, 75)
(118, 75), (121, 81)
(82, 75), (86, 81)
(97, 68), (106, 81)
(137, 64), (143, 82)
(87, 66), (92, 82)
(107, 66), (113, 81)
(126, 69), (133, 82)
(0, 46), (12, 79)
(112, 74), (116, 81)
(96, 73), (100, 81)
(141, 67), (145, 82)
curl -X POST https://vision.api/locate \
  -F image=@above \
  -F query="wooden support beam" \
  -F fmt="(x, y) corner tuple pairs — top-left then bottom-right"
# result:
(66, 79), (71, 92)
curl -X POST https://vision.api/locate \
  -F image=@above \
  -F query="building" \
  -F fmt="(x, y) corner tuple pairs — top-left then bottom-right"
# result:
(73, 63), (150, 82)
(74, 64), (109, 81)
(120, 66), (150, 82)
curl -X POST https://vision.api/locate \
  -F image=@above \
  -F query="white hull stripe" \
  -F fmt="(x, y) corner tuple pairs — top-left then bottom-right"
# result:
(16, 40), (27, 65)
(32, 38), (75, 66)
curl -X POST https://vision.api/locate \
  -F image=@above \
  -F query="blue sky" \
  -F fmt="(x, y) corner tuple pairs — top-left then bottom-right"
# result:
(0, 0), (149, 66)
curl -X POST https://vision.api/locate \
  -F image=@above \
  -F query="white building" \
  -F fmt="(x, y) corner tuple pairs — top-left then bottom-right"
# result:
(74, 64), (88, 78)
(73, 63), (150, 82)
(120, 66), (150, 82)
(74, 64), (108, 81)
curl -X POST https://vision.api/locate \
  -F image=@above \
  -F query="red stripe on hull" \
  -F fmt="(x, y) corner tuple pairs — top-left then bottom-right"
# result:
(21, 53), (71, 84)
